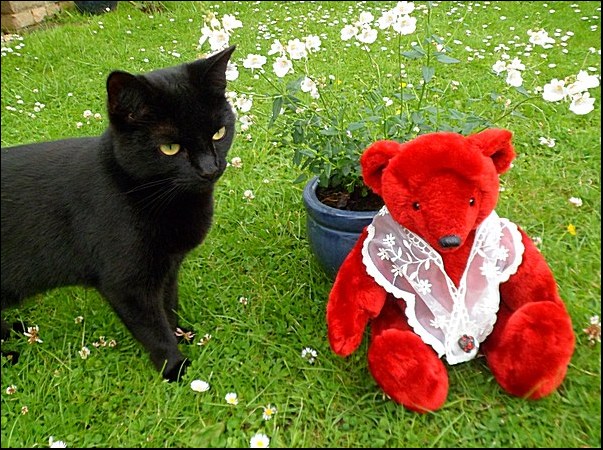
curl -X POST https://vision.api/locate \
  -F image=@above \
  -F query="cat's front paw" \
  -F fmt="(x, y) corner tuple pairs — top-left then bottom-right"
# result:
(163, 358), (191, 382)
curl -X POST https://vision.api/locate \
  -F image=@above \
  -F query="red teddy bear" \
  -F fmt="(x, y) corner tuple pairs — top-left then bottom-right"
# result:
(326, 129), (575, 413)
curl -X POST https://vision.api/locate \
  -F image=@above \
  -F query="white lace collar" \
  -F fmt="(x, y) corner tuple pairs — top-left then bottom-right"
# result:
(362, 206), (524, 364)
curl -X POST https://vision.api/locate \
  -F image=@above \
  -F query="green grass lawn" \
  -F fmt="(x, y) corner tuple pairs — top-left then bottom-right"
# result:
(1, 1), (600, 448)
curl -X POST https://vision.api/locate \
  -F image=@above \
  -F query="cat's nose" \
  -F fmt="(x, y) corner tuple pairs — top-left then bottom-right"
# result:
(197, 153), (222, 180)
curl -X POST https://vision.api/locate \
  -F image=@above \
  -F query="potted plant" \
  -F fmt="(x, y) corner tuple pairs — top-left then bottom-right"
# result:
(196, 4), (600, 277)
(252, 2), (490, 277)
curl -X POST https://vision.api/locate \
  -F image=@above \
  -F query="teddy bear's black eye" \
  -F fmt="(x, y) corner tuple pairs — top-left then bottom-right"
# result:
(469, 197), (476, 206)
(412, 202), (420, 211)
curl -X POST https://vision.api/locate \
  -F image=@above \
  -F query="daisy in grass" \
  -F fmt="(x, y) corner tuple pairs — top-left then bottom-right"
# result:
(191, 379), (210, 392)
(48, 437), (67, 448)
(225, 392), (239, 405)
(249, 432), (270, 448)
(262, 404), (277, 421)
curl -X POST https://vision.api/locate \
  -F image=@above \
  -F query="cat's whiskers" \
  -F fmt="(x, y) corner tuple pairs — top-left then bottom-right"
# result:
(133, 181), (184, 218)
(123, 177), (175, 195)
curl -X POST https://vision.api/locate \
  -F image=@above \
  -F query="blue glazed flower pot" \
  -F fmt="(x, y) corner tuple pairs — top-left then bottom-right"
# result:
(74, 1), (118, 15)
(302, 177), (379, 279)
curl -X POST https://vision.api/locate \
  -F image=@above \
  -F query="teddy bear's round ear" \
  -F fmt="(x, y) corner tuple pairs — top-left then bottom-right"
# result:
(360, 140), (402, 195)
(467, 128), (516, 174)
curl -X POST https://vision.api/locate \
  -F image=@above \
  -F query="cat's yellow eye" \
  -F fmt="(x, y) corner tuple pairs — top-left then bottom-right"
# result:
(212, 126), (226, 141)
(159, 143), (180, 156)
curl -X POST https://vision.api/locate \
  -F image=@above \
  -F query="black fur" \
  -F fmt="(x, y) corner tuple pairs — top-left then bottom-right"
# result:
(1, 46), (236, 381)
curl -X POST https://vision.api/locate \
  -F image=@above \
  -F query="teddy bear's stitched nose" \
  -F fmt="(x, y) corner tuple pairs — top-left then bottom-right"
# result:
(439, 235), (461, 248)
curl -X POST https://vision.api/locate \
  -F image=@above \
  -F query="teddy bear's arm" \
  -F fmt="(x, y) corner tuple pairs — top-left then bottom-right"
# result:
(327, 228), (388, 357)
(500, 228), (566, 309)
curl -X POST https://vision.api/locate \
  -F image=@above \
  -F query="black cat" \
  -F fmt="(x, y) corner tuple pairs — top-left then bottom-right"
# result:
(1, 45), (236, 381)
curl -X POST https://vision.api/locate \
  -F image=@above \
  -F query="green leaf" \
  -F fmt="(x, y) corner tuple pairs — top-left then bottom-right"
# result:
(269, 96), (284, 128)
(401, 49), (424, 60)
(347, 121), (366, 131)
(435, 53), (460, 64)
(320, 127), (340, 136)
(187, 423), (225, 448)
(286, 76), (304, 91)
(422, 66), (435, 84)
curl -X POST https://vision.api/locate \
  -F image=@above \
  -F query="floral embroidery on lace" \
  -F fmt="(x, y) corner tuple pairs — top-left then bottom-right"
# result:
(362, 206), (524, 364)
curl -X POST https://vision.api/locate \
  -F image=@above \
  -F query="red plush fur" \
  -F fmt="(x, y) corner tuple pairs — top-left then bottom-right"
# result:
(326, 129), (575, 412)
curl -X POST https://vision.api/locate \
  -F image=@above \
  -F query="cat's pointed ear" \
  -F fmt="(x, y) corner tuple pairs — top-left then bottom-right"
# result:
(188, 45), (236, 92)
(106, 71), (151, 126)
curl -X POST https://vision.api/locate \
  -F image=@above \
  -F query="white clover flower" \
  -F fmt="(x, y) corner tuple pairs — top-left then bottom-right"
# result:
(250, 432), (270, 448)
(24, 325), (42, 344)
(79, 346), (91, 359)
(538, 136), (556, 147)
(301, 347), (318, 364)
(230, 156), (243, 168)
(190, 379), (210, 392)
(6, 385), (17, 395)
(568, 197), (583, 207)
(243, 190), (255, 200)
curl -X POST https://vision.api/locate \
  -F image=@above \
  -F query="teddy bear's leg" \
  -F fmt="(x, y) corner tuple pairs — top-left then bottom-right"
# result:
(481, 300), (575, 400)
(367, 298), (448, 413)
(327, 229), (388, 357)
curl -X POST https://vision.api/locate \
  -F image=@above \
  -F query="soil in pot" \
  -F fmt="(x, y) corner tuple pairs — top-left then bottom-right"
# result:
(316, 184), (384, 211)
